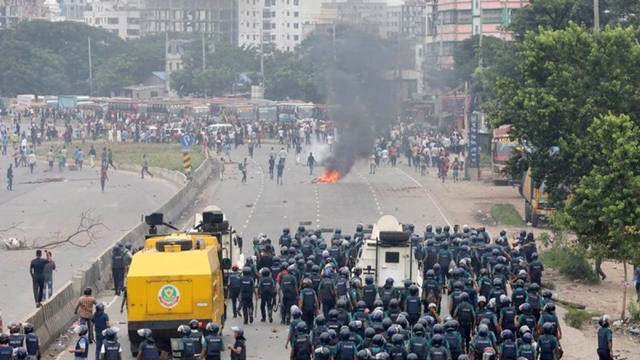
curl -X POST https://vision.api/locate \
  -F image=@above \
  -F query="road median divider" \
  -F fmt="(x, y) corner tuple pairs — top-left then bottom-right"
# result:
(23, 150), (218, 350)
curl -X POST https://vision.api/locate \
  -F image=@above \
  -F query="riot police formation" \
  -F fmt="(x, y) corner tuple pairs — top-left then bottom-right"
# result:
(221, 223), (562, 360)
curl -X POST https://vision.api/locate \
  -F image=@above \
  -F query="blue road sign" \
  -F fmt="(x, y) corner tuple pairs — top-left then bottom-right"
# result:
(180, 134), (194, 148)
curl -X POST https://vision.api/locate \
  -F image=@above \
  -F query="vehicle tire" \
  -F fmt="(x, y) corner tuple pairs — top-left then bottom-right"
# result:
(531, 214), (539, 228)
(524, 203), (531, 223)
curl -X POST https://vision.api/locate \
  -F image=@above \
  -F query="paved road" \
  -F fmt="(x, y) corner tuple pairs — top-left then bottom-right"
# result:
(49, 142), (453, 360)
(0, 157), (179, 322)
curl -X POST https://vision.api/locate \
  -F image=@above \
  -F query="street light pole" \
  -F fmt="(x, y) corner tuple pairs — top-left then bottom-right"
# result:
(594, 0), (600, 31)
(463, 81), (470, 181)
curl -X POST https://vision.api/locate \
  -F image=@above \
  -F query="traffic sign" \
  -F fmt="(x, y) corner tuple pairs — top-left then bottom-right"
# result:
(180, 134), (194, 148)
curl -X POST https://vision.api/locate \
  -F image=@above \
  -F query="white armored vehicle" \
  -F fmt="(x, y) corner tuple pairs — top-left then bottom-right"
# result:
(356, 215), (423, 289)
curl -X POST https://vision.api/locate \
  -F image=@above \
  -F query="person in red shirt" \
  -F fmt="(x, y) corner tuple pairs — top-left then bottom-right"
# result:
(440, 156), (450, 183)
(100, 166), (109, 192)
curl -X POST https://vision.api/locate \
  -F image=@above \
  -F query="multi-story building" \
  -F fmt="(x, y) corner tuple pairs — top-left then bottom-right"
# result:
(321, 0), (402, 40)
(59, 0), (86, 20)
(84, 0), (141, 39)
(237, 0), (326, 52)
(425, 0), (526, 66)
(140, 0), (236, 43)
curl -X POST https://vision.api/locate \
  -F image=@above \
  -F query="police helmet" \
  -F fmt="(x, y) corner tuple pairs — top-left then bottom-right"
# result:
(291, 306), (302, 319)
(598, 315), (611, 327)
(205, 322), (219, 335)
(376, 352), (390, 360)
(529, 283), (540, 292)
(389, 298), (399, 309)
(334, 228), (341, 234)
(391, 333), (404, 345)
(417, 318), (428, 329)
(296, 321), (308, 334)
(8, 322), (20, 334)
(434, 234), (442, 242)
(542, 322), (553, 334)
(520, 302), (532, 313)
(337, 299), (347, 309)
(371, 309), (384, 322)
(0, 334), (8, 345)
(501, 329), (514, 340)
(382, 318), (393, 331)
(545, 302), (556, 313)
(356, 224), (364, 232)
(319, 332), (331, 345)
(424, 315), (436, 326)
(385, 278), (394, 286)
(522, 333), (533, 344)
(75, 325), (89, 336)
(178, 325), (190, 336)
(453, 281), (463, 291)
(283, 227), (290, 234)
(431, 334), (444, 347)
(373, 299), (384, 309)
(339, 328), (351, 341)
(543, 290), (553, 299)
(395, 317), (408, 330)
(83, 286), (92, 295)
(412, 323), (425, 336)
(289, 247), (298, 255)
(357, 349), (371, 360)
(242, 266), (251, 276)
(515, 279), (525, 288)
(435, 226), (442, 234)
(443, 225), (450, 233)
(328, 309), (339, 321)
(339, 267), (350, 278)
(426, 270), (435, 278)
(501, 296), (511, 306)
(433, 324), (444, 335)
(433, 264), (441, 272)
(355, 301), (366, 311)
(302, 278), (312, 288)
(288, 265), (296, 272)
(298, 226), (306, 233)
(187, 319), (199, 330)
(261, 267), (272, 277)
(444, 321), (456, 332)
(409, 284), (419, 295)
(477, 325), (489, 337)
(492, 278), (502, 287)
(531, 252), (539, 261)
(23, 323), (34, 334)
(372, 334), (385, 347)
(347, 321), (358, 333)
(15, 348), (27, 360)
(328, 329), (338, 341)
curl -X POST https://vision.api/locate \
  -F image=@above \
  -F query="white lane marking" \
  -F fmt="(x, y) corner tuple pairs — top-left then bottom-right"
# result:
(396, 167), (452, 227)
(355, 168), (383, 215)
(105, 295), (119, 309)
(239, 158), (265, 236)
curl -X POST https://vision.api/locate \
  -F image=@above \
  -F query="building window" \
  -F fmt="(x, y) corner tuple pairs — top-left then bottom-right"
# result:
(441, 41), (458, 56)
(294, 0), (298, 5)
(294, 35), (299, 41)
(107, 17), (118, 24)
(483, 9), (503, 24)
(150, 91), (159, 97)
(271, 34), (276, 40)
(271, 23), (275, 29)
(457, 10), (471, 24)
(127, 29), (140, 36)
(95, 18), (101, 24)
(293, 22), (298, 29)
(127, 17), (139, 24)
(293, 11), (298, 17)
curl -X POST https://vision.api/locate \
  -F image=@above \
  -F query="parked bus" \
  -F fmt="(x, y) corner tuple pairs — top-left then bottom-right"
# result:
(278, 101), (316, 122)
(107, 98), (139, 114)
(258, 105), (278, 122)
(491, 124), (521, 185)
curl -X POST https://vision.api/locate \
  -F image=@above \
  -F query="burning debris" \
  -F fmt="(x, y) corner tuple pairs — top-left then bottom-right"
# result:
(20, 177), (68, 185)
(316, 169), (342, 184)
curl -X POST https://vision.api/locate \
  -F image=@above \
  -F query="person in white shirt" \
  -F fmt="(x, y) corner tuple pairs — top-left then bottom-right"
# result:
(278, 148), (288, 164)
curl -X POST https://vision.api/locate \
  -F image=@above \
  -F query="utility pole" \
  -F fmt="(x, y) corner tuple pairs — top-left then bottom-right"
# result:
(332, 20), (336, 61)
(594, 0), (600, 31)
(202, 30), (206, 71)
(478, 0), (483, 68)
(164, 30), (169, 93)
(260, 28), (265, 87)
(463, 81), (470, 181)
(88, 37), (93, 96)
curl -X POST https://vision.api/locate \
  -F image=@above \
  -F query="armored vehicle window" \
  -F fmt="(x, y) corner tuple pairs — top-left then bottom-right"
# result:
(385, 252), (400, 263)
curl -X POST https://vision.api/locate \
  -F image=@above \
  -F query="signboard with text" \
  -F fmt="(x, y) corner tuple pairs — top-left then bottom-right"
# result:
(468, 112), (479, 168)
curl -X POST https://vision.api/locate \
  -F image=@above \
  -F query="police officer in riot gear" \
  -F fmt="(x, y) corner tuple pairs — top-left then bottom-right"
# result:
(99, 328), (121, 360)
(135, 329), (159, 360)
(258, 268), (276, 323)
(290, 322), (312, 360)
(23, 323), (41, 360)
(240, 267), (257, 324)
(178, 325), (195, 360)
(187, 320), (203, 359)
(71, 325), (91, 360)
(597, 315), (613, 360)
(298, 278), (319, 326)
(8, 322), (24, 349)
(228, 265), (243, 318)
(280, 228), (293, 250)
(201, 323), (225, 360)
(111, 244), (126, 296)
(404, 284), (422, 326)
(280, 265), (299, 325)
(0, 334), (14, 360)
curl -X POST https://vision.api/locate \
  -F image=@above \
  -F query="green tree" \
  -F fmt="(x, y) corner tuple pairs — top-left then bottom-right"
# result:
(564, 113), (640, 318)
(193, 67), (236, 97)
(265, 62), (313, 101)
(490, 23), (640, 204)
(94, 55), (137, 96)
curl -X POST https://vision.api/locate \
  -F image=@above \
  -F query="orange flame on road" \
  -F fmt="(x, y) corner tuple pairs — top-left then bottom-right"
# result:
(317, 169), (341, 184)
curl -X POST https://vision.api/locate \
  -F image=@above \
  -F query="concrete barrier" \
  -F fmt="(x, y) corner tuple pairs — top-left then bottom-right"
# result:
(21, 150), (217, 350)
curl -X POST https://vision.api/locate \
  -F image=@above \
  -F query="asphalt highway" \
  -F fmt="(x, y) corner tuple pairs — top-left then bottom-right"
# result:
(0, 159), (179, 322)
(49, 142), (453, 360)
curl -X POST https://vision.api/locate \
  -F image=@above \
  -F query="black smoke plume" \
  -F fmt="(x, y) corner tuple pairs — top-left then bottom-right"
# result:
(317, 27), (398, 176)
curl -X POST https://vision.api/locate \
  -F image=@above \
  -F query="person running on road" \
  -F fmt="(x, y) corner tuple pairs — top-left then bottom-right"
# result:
(277, 159), (284, 186)
(370, 154), (377, 174)
(6, 164), (13, 190)
(27, 150), (36, 173)
(219, 158), (226, 180)
(240, 158), (247, 184)
(307, 153), (318, 175)
(279, 148), (288, 165)
(141, 154), (153, 179)
(107, 149), (116, 170)
(451, 157), (460, 182)
(100, 166), (108, 192)
(268, 156), (275, 180)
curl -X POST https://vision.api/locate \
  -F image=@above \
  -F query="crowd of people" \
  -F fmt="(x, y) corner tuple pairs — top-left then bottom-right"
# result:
(220, 224), (615, 360)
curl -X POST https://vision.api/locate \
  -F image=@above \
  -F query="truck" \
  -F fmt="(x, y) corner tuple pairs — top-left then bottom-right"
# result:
(519, 170), (551, 228)
(126, 210), (240, 356)
(491, 125), (521, 185)
(356, 215), (422, 290)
